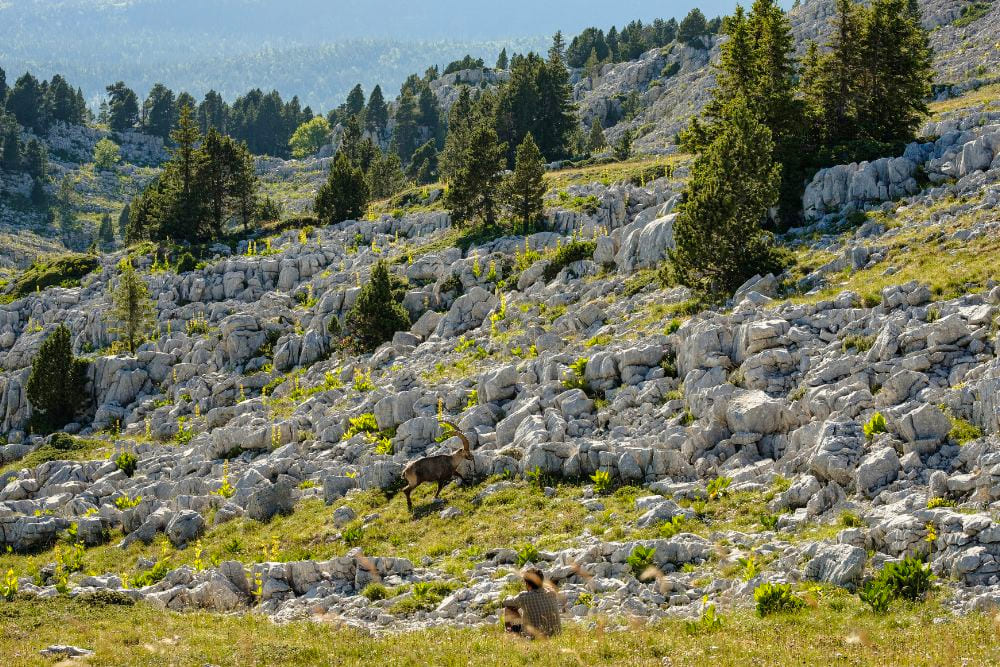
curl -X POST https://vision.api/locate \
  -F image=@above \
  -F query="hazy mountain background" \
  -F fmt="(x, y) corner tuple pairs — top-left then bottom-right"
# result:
(0, 0), (744, 111)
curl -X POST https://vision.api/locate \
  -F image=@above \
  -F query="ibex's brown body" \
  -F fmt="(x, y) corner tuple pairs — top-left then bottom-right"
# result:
(401, 421), (473, 511)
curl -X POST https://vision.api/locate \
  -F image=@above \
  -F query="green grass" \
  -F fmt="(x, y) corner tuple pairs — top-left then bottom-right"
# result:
(0, 482), (651, 583)
(0, 434), (113, 477)
(789, 198), (1000, 305)
(1, 594), (997, 666)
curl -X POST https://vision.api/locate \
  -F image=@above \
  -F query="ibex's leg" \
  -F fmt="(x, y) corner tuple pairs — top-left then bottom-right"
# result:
(404, 485), (414, 511)
(435, 480), (445, 499)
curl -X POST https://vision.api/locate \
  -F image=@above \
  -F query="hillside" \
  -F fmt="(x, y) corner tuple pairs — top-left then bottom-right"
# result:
(2, 0), (1000, 664)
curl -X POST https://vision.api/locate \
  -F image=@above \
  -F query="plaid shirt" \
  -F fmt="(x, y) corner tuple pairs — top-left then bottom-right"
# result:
(508, 590), (562, 637)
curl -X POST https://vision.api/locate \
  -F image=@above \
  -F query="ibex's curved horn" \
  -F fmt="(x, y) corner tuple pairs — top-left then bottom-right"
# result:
(440, 420), (471, 452)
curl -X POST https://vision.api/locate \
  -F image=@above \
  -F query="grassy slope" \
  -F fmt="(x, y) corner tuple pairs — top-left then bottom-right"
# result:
(2, 595), (998, 666)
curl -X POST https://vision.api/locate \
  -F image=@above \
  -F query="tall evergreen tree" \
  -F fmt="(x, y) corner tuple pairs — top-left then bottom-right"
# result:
(391, 90), (422, 164)
(143, 83), (176, 139)
(440, 87), (474, 184)
(857, 0), (932, 143)
(6, 73), (46, 132)
(504, 133), (546, 232)
(315, 152), (369, 224)
(107, 261), (154, 354)
(549, 31), (567, 62)
(445, 120), (506, 229)
(26, 324), (87, 433)
(588, 120), (607, 152)
(365, 84), (389, 137)
(408, 140), (439, 184)
(99, 212), (114, 245)
(197, 90), (229, 134)
(345, 84), (366, 118)
(669, 99), (783, 297)
(106, 82), (139, 132)
(496, 48), (509, 70)
(0, 67), (7, 104)
(678, 8), (709, 46)
(367, 148), (407, 199)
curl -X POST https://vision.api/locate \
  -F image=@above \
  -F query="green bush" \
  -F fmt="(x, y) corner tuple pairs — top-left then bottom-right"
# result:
(361, 583), (389, 601)
(344, 413), (379, 439)
(863, 412), (888, 440)
(875, 557), (933, 602)
(129, 559), (169, 588)
(627, 545), (658, 579)
(542, 241), (596, 281)
(590, 469), (613, 495)
(858, 580), (892, 614)
(114, 451), (139, 477)
(706, 476), (731, 501)
(516, 543), (541, 568)
(948, 417), (983, 445)
(6, 253), (99, 299)
(753, 582), (805, 616)
(175, 252), (197, 273)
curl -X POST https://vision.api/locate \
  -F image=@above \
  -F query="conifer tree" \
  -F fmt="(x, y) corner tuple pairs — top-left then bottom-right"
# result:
(588, 121), (607, 152)
(106, 82), (139, 132)
(26, 324), (87, 432)
(857, 0), (932, 143)
(496, 48), (509, 71)
(678, 8), (709, 46)
(613, 129), (633, 161)
(444, 120), (506, 229)
(439, 87), (475, 184)
(107, 260), (154, 354)
(669, 98), (783, 297)
(408, 140), (439, 184)
(315, 152), (369, 224)
(504, 133), (546, 232)
(98, 212), (114, 245)
(365, 85), (389, 137)
(344, 260), (410, 353)
(366, 148), (407, 199)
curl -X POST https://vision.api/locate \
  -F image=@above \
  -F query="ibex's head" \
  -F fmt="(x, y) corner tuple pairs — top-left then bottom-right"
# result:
(440, 420), (474, 462)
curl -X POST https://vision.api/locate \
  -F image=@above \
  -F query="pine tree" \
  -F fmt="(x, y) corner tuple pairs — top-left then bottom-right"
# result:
(444, 120), (506, 229)
(345, 84), (366, 119)
(857, 0), (932, 143)
(678, 9), (709, 46)
(439, 87), (475, 184)
(344, 260), (411, 353)
(143, 83), (176, 139)
(106, 82), (139, 132)
(26, 324), (87, 433)
(365, 85), (389, 137)
(613, 129), (633, 161)
(118, 204), (130, 238)
(588, 120), (607, 152)
(504, 133), (546, 232)
(549, 31), (566, 62)
(366, 148), (407, 199)
(496, 48), (509, 70)
(98, 212), (114, 245)
(669, 98), (783, 297)
(315, 152), (369, 224)
(56, 175), (78, 233)
(107, 260), (154, 354)
(161, 105), (203, 240)
(408, 140), (439, 184)
(391, 90), (421, 164)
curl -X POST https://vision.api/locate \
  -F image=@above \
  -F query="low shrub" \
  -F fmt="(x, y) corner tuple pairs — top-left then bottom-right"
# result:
(516, 543), (541, 568)
(875, 556), (933, 602)
(114, 451), (138, 477)
(542, 241), (596, 281)
(858, 579), (892, 614)
(5, 253), (99, 298)
(627, 545), (658, 579)
(753, 582), (805, 616)
(863, 412), (888, 440)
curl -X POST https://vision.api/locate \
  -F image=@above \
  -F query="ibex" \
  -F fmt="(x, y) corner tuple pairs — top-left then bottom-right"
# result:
(401, 421), (473, 511)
